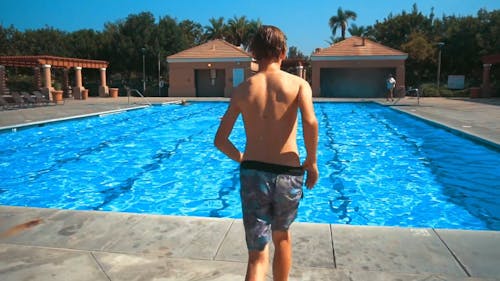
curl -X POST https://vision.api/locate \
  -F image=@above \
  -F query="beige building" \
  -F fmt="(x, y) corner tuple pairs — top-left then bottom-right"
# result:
(167, 40), (257, 97)
(311, 36), (408, 98)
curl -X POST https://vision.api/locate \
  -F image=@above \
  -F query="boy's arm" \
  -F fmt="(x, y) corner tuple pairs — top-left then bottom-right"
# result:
(298, 81), (319, 189)
(214, 98), (243, 162)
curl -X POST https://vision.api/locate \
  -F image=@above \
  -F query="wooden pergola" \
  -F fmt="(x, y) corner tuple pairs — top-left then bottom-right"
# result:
(0, 55), (110, 100)
(481, 54), (499, 97)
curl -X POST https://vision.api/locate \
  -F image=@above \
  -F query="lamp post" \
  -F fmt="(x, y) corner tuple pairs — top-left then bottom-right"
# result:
(141, 47), (146, 94)
(158, 51), (161, 97)
(436, 42), (445, 91)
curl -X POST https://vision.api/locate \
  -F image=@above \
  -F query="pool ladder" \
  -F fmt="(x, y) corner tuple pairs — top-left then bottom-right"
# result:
(126, 88), (152, 106)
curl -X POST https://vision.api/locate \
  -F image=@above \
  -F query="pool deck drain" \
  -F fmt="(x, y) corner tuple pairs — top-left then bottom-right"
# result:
(0, 96), (499, 280)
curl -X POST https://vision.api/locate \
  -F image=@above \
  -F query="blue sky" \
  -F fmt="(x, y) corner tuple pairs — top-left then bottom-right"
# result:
(1, 0), (499, 55)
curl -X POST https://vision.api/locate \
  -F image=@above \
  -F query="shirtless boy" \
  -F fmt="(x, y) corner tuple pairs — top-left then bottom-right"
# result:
(214, 25), (319, 281)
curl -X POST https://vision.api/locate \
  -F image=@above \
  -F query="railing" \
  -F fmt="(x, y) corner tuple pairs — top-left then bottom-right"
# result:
(405, 87), (420, 105)
(125, 88), (152, 106)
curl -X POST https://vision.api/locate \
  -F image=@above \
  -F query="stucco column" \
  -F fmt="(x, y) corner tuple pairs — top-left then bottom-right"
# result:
(98, 67), (109, 97)
(73, 66), (85, 99)
(0, 65), (6, 95)
(481, 63), (492, 98)
(296, 65), (304, 79)
(41, 64), (53, 100)
(33, 67), (42, 90)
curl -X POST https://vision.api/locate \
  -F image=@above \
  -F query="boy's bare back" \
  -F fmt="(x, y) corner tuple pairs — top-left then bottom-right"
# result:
(214, 24), (317, 189)
(232, 69), (309, 167)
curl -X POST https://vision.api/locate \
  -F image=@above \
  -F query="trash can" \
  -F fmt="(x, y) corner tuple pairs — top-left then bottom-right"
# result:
(470, 87), (480, 98)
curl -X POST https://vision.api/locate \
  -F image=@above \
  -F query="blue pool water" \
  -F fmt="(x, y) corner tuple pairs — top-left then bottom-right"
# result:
(0, 102), (499, 230)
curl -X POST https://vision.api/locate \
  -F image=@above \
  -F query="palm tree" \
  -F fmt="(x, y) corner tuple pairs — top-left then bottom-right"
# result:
(227, 16), (248, 47)
(348, 24), (366, 37)
(329, 7), (357, 40)
(242, 19), (262, 50)
(204, 17), (226, 40)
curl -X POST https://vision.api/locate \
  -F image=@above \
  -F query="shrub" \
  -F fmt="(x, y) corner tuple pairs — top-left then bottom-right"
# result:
(6, 74), (35, 92)
(419, 83), (468, 97)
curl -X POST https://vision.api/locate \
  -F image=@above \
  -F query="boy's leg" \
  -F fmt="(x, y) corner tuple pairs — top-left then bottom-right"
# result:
(271, 173), (303, 281)
(240, 168), (272, 281)
(272, 230), (292, 281)
(246, 245), (270, 281)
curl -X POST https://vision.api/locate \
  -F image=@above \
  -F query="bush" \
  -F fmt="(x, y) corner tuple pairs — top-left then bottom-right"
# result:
(419, 83), (469, 97)
(6, 74), (35, 92)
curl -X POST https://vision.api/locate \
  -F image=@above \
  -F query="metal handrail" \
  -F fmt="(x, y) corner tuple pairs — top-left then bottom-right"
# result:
(126, 88), (152, 106)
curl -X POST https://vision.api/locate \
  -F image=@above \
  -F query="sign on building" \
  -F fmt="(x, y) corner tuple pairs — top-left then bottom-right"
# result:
(448, 75), (465, 89)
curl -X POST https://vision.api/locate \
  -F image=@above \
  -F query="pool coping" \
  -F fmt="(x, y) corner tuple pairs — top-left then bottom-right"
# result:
(0, 105), (150, 133)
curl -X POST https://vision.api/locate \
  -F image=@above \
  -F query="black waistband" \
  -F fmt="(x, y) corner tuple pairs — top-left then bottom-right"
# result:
(240, 160), (304, 176)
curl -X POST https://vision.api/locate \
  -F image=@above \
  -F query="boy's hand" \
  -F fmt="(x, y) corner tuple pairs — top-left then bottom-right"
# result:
(302, 159), (318, 189)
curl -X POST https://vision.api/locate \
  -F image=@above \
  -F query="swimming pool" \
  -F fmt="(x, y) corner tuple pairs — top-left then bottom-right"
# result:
(0, 102), (499, 230)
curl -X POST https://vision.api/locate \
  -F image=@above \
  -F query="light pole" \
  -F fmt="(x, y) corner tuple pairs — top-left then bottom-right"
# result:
(158, 51), (161, 97)
(436, 42), (445, 91)
(141, 47), (146, 94)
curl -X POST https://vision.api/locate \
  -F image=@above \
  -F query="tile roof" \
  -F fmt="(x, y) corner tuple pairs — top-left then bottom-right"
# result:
(167, 39), (252, 61)
(312, 36), (407, 59)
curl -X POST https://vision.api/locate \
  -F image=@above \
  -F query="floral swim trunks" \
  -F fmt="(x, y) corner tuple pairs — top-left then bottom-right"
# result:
(239, 160), (304, 251)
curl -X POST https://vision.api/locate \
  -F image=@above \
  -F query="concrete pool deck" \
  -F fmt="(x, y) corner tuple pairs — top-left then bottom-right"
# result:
(0, 96), (499, 280)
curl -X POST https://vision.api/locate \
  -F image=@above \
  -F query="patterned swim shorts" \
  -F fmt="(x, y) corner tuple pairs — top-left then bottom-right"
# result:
(239, 160), (304, 251)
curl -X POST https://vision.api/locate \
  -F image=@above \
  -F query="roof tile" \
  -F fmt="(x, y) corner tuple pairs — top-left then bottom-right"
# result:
(167, 39), (252, 59)
(313, 36), (407, 57)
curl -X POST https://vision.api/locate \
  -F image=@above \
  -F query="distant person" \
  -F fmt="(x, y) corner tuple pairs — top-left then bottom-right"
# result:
(214, 25), (319, 281)
(386, 74), (396, 101)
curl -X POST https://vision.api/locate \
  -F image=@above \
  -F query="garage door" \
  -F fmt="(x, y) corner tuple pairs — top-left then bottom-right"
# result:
(195, 69), (226, 97)
(320, 68), (395, 98)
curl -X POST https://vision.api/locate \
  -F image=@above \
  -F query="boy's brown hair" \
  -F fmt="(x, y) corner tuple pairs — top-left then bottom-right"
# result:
(249, 25), (287, 61)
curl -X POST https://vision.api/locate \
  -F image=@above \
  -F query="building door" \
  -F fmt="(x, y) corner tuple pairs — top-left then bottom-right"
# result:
(233, 68), (244, 87)
(320, 68), (396, 98)
(195, 69), (226, 97)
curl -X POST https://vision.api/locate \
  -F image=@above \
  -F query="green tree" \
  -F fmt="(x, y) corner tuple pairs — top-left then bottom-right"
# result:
(157, 16), (188, 56)
(179, 20), (204, 47)
(288, 46), (305, 59)
(0, 25), (23, 55)
(16, 26), (69, 56)
(348, 24), (367, 37)
(101, 12), (158, 77)
(67, 29), (103, 59)
(329, 7), (357, 40)
(225, 16), (261, 49)
(226, 16), (248, 47)
(241, 19), (262, 50)
(400, 32), (436, 84)
(364, 3), (438, 85)
(204, 17), (226, 40)
(366, 4), (434, 50)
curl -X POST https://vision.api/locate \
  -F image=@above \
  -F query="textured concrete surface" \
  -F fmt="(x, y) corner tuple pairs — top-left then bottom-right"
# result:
(0, 206), (499, 281)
